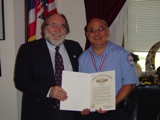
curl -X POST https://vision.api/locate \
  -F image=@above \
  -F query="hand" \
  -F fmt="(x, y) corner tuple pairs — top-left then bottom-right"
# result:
(80, 108), (90, 115)
(96, 108), (108, 114)
(49, 86), (68, 101)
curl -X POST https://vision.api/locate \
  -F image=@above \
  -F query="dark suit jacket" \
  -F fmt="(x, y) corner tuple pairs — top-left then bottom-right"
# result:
(14, 38), (83, 120)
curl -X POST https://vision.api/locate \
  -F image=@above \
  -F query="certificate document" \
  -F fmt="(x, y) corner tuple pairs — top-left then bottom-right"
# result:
(60, 70), (115, 111)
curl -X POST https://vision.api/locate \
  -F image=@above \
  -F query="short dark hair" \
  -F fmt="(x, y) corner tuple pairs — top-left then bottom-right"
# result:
(41, 13), (70, 37)
(156, 66), (160, 74)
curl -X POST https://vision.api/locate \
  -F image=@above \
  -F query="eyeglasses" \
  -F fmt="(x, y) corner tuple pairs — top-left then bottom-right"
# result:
(88, 27), (107, 33)
(46, 23), (66, 29)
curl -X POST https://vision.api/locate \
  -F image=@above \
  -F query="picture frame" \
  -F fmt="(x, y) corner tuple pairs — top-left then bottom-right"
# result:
(0, 47), (1, 77)
(0, 0), (5, 40)
(0, 60), (1, 77)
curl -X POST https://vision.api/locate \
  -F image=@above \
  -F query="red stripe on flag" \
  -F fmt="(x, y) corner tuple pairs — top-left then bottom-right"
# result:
(48, 0), (53, 4)
(28, 21), (36, 39)
(28, 0), (57, 42)
(49, 9), (57, 14)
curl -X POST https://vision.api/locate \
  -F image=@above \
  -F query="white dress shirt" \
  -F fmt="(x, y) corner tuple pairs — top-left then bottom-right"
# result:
(46, 40), (73, 97)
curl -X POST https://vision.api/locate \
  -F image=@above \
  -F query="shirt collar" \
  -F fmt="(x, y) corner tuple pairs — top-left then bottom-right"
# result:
(88, 41), (111, 56)
(45, 40), (65, 52)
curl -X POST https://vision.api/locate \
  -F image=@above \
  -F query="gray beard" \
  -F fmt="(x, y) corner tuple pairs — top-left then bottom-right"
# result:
(44, 32), (66, 46)
(45, 36), (65, 46)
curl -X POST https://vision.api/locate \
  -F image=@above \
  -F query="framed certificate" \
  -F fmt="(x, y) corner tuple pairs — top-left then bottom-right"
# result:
(60, 70), (115, 111)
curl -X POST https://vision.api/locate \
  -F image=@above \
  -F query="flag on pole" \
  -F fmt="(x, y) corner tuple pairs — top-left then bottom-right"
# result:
(28, 0), (57, 42)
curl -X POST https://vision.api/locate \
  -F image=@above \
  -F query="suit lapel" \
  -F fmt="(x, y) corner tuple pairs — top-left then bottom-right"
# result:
(40, 39), (55, 85)
(64, 40), (78, 71)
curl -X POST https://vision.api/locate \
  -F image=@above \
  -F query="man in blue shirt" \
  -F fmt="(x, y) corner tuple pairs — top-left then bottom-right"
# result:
(79, 18), (139, 120)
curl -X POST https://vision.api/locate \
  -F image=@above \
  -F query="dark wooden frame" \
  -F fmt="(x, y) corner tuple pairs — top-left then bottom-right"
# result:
(25, 0), (28, 42)
(0, 0), (5, 40)
(0, 62), (1, 76)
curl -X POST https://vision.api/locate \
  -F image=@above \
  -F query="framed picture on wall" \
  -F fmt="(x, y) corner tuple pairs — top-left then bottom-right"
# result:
(0, 61), (1, 77)
(0, 0), (5, 40)
(0, 47), (1, 77)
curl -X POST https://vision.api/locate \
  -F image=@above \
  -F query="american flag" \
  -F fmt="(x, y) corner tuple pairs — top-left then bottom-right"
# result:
(28, 0), (57, 42)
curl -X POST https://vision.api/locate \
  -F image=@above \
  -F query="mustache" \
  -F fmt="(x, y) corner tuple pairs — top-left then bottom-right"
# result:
(52, 32), (62, 36)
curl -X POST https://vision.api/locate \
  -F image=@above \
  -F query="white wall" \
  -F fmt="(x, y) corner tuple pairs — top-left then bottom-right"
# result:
(0, 0), (25, 120)
(0, 0), (86, 120)
(55, 0), (86, 49)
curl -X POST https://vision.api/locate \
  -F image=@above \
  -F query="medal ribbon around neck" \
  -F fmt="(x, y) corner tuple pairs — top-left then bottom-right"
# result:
(90, 52), (106, 72)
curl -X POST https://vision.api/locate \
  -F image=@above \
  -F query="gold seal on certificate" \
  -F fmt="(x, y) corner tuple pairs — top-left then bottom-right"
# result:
(91, 104), (95, 109)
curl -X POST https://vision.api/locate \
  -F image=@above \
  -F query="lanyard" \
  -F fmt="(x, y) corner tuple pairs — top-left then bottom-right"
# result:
(90, 52), (106, 72)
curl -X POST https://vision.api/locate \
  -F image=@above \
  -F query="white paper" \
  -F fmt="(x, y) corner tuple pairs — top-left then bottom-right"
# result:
(60, 70), (115, 111)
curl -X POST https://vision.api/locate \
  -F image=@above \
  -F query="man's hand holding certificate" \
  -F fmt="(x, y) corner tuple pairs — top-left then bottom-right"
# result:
(60, 70), (115, 111)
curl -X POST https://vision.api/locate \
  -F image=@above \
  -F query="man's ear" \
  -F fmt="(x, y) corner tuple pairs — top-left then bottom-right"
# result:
(107, 29), (110, 36)
(106, 29), (110, 40)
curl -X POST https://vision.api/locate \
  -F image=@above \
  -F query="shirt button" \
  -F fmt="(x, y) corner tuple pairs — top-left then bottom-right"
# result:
(53, 106), (56, 108)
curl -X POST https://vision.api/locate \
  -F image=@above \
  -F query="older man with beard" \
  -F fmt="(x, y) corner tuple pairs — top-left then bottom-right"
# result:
(14, 13), (83, 120)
